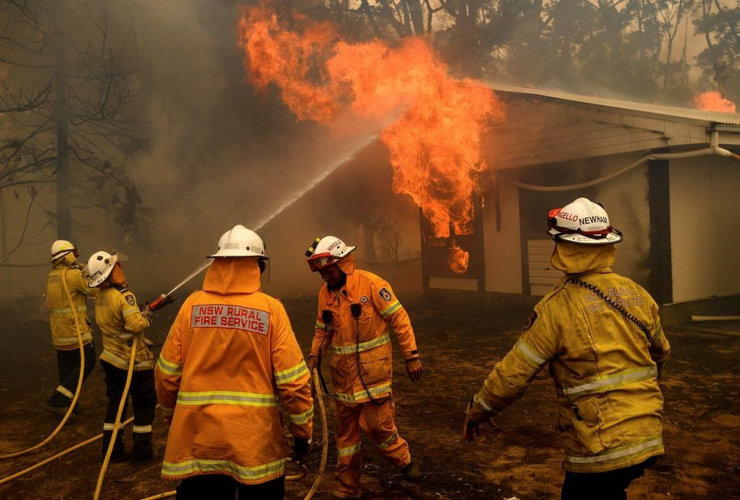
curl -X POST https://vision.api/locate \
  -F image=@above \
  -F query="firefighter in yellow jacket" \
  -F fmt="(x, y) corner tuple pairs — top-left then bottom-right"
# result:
(44, 240), (97, 416)
(155, 225), (313, 500)
(87, 250), (156, 461)
(306, 236), (423, 499)
(464, 198), (671, 500)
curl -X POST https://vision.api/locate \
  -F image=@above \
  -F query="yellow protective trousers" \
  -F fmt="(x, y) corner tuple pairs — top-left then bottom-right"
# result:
(333, 399), (411, 499)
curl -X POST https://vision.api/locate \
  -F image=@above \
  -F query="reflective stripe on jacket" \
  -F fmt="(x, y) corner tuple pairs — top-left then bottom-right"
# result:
(155, 258), (313, 485)
(310, 255), (419, 404)
(475, 243), (670, 473)
(94, 286), (153, 371)
(46, 261), (96, 350)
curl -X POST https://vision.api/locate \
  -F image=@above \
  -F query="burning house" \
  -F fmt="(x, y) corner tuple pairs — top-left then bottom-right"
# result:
(235, 3), (740, 325)
(422, 85), (740, 325)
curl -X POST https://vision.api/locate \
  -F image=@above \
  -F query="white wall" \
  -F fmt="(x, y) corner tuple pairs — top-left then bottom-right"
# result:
(670, 156), (740, 302)
(483, 179), (522, 294)
(594, 153), (651, 287)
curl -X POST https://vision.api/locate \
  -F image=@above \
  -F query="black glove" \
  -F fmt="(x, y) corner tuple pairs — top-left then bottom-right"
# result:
(292, 437), (310, 464)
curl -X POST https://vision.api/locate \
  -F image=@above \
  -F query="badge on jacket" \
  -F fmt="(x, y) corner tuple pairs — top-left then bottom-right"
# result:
(523, 310), (537, 332)
(126, 295), (135, 306)
(378, 288), (392, 301)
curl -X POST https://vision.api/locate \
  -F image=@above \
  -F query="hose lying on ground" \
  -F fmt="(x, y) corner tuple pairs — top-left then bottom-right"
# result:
(0, 268), (86, 460)
(139, 368), (330, 500)
(0, 418), (135, 487)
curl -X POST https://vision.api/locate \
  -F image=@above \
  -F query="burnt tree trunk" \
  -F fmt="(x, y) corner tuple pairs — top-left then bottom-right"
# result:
(54, 0), (71, 239)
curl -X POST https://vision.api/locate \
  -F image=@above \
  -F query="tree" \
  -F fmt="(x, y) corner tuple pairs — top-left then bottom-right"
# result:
(694, 0), (740, 100)
(0, 0), (152, 266)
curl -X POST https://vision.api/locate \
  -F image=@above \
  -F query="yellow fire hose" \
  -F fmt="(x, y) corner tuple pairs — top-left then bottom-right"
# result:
(0, 418), (134, 487)
(303, 368), (329, 500)
(0, 268), (85, 460)
(138, 369), (329, 500)
(94, 334), (140, 500)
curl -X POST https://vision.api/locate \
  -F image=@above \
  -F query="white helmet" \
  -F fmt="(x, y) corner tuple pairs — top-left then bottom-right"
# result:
(51, 240), (77, 261)
(208, 225), (268, 259)
(306, 236), (356, 272)
(547, 197), (623, 245)
(87, 251), (118, 287)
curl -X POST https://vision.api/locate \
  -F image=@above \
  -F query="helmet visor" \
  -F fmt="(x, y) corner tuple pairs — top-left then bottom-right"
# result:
(307, 253), (336, 272)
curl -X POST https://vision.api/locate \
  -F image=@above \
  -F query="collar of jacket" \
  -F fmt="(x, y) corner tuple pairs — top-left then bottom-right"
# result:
(203, 257), (261, 295)
(53, 253), (76, 269)
(337, 254), (356, 275)
(550, 241), (616, 275)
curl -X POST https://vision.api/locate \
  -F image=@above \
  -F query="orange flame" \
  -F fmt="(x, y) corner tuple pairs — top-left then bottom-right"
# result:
(237, 2), (504, 239)
(448, 244), (469, 274)
(693, 91), (737, 114)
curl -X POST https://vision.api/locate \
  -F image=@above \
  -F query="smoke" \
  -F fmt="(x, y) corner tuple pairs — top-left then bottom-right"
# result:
(0, 0), (403, 298)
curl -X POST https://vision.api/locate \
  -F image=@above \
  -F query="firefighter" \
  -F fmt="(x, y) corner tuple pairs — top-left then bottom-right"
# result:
(306, 235), (423, 500)
(155, 225), (313, 500)
(44, 240), (97, 417)
(87, 250), (156, 462)
(463, 198), (671, 500)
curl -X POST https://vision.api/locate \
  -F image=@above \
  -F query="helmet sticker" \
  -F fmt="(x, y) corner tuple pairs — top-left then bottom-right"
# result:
(523, 310), (538, 332)
(379, 287), (392, 301)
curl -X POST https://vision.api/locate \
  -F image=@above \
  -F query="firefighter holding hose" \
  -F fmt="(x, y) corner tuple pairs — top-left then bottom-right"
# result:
(44, 240), (97, 417)
(306, 236), (422, 500)
(87, 250), (156, 462)
(463, 198), (671, 500)
(155, 225), (313, 500)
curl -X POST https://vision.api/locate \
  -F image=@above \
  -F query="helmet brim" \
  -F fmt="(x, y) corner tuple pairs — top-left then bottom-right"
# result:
(207, 250), (269, 259)
(50, 250), (73, 262)
(548, 228), (623, 245)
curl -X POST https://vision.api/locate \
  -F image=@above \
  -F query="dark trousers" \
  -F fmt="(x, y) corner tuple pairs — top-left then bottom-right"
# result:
(561, 457), (657, 500)
(101, 360), (157, 459)
(47, 342), (96, 407)
(176, 474), (285, 500)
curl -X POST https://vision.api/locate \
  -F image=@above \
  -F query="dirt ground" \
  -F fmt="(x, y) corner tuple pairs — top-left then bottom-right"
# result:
(1, 293), (739, 500)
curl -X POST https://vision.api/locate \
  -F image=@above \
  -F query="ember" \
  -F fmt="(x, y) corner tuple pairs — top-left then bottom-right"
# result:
(237, 1), (504, 242)
(693, 91), (737, 113)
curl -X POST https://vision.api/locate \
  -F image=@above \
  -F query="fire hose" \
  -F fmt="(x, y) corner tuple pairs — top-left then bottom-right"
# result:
(0, 272), (329, 499)
(94, 335), (140, 500)
(0, 287), (170, 487)
(0, 418), (135, 487)
(0, 267), (85, 461)
(138, 368), (329, 500)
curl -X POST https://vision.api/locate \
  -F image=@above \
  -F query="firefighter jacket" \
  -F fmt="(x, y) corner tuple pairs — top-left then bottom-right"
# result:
(94, 285), (154, 371)
(310, 255), (419, 405)
(155, 258), (313, 485)
(46, 255), (97, 350)
(474, 243), (671, 473)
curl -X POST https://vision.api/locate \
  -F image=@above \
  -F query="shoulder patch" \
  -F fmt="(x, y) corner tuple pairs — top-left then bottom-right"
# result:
(378, 287), (392, 302)
(523, 310), (538, 332)
(125, 295), (136, 306)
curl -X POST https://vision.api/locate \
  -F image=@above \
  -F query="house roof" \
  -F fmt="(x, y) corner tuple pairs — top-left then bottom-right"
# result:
(481, 82), (740, 170)
(487, 83), (740, 129)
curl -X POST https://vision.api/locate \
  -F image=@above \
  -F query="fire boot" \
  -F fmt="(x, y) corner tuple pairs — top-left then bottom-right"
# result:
(45, 387), (76, 420)
(402, 459), (421, 482)
(102, 429), (128, 462)
(132, 427), (154, 461)
(44, 402), (76, 420)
